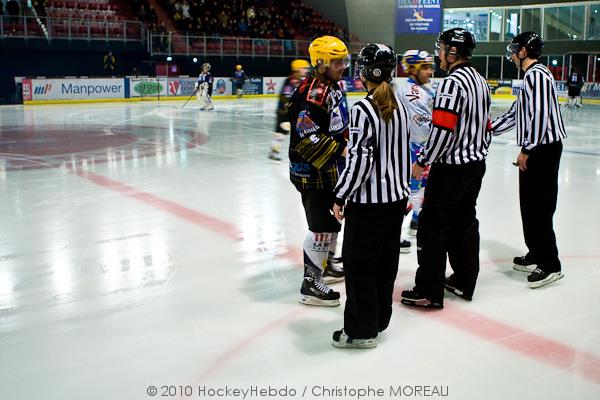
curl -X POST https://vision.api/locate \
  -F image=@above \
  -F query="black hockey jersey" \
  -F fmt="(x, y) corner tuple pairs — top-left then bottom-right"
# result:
(288, 74), (348, 191)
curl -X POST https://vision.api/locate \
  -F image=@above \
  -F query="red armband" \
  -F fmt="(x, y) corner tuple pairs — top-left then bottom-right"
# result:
(432, 109), (459, 131)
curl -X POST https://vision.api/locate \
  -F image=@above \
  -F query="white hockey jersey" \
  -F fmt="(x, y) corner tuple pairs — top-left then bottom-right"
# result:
(397, 78), (434, 145)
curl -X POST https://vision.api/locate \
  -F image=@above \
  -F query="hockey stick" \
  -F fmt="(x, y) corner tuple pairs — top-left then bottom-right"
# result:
(181, 87), (199, 109)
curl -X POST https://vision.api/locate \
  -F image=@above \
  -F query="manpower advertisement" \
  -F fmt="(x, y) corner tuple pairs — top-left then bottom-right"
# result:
(22, 78), (126, 102)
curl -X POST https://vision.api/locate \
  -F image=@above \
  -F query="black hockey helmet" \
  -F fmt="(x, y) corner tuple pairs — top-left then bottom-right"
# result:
(435, 28), (476, 58)
(354, 43), (396, 84)
(506, 31), (544, 60)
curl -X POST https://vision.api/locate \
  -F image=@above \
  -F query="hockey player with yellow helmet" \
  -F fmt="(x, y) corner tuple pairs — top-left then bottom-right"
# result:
(288, 36), (350, 306)
(232, 64), (247, 97)
(268, 59), (310, 161)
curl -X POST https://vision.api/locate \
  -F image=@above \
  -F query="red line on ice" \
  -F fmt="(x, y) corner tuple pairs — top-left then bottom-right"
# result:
(72, 170), (600, 386)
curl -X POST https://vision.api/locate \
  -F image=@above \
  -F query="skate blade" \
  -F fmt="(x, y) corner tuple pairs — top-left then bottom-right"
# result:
(332, 339), (378, 349)
(529, 272), (564, 289)
(400, 298), (443, 309)
(444, 286), (472, 301)
(299, 296), (340, 307)
(513, 264), (537, 273)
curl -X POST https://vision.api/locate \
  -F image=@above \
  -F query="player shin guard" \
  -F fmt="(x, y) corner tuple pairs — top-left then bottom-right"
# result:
(303, 232), (332, 281)
(408, 187), (424, 219)
(270, 132), (286, 153)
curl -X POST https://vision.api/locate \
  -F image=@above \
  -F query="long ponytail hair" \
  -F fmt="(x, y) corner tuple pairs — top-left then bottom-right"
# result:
(372, 81), (398, 122)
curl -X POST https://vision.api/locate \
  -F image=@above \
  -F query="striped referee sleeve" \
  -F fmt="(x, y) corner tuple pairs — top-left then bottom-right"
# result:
(418, 79), (461, 165)
(490, 101), (517, 135)
(334, 103), (375, 203)
(521, 69), (551, 152)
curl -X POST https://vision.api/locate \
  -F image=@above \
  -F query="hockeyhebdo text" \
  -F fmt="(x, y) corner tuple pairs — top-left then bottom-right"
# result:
(185, 384), (450, 399)
(61, 83), (123, 95)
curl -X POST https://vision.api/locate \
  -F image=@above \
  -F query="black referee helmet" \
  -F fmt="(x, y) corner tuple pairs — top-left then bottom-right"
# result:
(354, 43), (396, 84)
(506, 32), (544, 60)
(436, 28), (476, 59)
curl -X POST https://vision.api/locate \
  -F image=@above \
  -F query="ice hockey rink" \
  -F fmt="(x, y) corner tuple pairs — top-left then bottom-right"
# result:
(1, 97), (599, 400)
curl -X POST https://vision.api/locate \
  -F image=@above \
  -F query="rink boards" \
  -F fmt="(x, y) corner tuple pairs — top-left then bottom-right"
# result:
(19, 76), (600, 105)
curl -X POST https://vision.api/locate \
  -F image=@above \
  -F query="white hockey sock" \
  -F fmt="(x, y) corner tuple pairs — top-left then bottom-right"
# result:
(303, 231), (332, 280)
(409, 187), (425, 217)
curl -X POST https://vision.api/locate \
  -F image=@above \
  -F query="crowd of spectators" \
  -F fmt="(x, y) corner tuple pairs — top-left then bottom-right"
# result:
(2, 0), (353, 44)
(129, 0), (159, 26)
(161, 0), (350, 41)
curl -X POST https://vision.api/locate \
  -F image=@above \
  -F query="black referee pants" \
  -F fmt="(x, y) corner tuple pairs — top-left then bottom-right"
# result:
(520, 141), (562, 273)
(414, 161), (486, 303)
(342, 199), (407, 339)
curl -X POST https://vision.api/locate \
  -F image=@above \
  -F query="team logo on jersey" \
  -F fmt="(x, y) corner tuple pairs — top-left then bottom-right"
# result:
(309, 134), (320, 144)
(406, 84), (421, 102)
(329, 100), (349, 133)
(296, 110), (320, 136)
(330, 107), (344, 132)
(413, 113), (431, 126)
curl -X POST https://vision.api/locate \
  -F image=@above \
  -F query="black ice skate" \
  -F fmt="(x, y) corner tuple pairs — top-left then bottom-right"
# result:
(268, 150), (282, 161)
(409, 219), (418, 236)
(444, 275), (472, 301)
(513, 254), (537, 273)
(400, 239), (411, 254)
(527, 268), (564, 289)
(323, 264), (344, 284)
(323, 255), (344, 284)
(400, 288), (443, 309)
(299, 277), (340, 307)
(332, 329), (377, 349)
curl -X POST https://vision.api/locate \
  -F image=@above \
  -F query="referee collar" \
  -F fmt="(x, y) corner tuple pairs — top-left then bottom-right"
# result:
(525, 61), (540, 73)
(449, 62), (472, 74)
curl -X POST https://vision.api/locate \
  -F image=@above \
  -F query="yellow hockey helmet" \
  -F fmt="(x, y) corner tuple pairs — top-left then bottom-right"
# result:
(236, 64), (242, 70)
(308, 35), (349, 68)
(291, 59), (310, 71)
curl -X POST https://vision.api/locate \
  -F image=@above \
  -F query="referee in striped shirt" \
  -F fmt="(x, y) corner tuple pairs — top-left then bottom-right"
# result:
(331, 44), (411, 348)
(491, 32), (567, 288)
(401, 28), (492, 309)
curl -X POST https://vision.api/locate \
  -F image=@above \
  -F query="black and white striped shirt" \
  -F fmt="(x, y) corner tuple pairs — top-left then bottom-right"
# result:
(334, 94), (411, 205)
(418, 63), (492, 166)
(491, 62), (567, 152)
